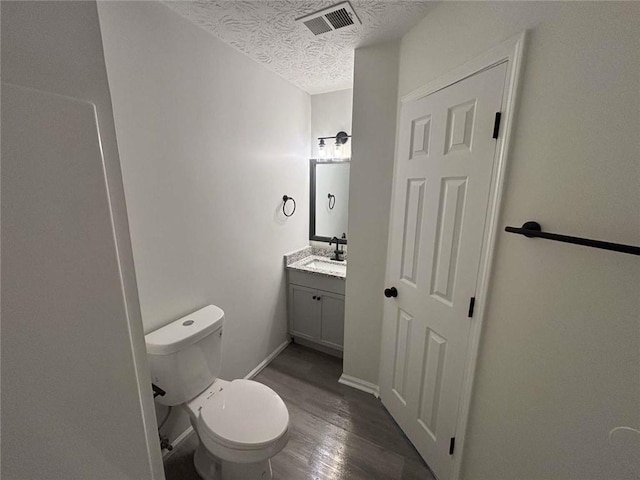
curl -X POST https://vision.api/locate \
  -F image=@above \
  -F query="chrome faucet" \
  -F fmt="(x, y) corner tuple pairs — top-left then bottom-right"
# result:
(329, 237), (344, 262)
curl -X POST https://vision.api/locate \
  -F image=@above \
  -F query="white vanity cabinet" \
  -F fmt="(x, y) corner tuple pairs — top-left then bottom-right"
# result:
(287, 269), (345, 353)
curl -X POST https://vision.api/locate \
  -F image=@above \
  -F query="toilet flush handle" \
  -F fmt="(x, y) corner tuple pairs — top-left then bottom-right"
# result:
(152, 383), (166, 398)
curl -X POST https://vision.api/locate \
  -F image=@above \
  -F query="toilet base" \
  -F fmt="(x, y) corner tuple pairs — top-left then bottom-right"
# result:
(193, 444), (273, 480)
(194, 444), (219, 480)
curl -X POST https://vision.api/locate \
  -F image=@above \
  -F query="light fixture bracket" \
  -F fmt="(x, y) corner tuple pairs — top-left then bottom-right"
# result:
(335, 131), (349, 145)
(317, 131), (351, 144)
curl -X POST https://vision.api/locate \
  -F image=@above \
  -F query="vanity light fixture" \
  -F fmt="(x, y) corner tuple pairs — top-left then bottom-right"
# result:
(317, 131), (351, 160)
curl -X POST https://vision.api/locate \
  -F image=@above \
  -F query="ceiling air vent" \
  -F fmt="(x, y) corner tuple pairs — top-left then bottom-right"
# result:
(296, 1), (361, 36)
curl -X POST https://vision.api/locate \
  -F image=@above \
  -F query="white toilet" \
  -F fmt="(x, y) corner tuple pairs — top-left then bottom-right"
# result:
(145, 305), (290, 480)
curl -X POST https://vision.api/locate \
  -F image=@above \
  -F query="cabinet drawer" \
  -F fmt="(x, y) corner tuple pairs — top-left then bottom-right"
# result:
(288, 269), (345, 295)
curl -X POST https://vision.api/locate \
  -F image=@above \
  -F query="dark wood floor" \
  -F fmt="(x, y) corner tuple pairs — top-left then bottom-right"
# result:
(164, 343), (435, 480)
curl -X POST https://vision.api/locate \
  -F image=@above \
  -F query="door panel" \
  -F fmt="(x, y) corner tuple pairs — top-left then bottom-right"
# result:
(417, 328), (447, 439)
(392, 308), (413, 404)
(400, 178), (426, 286)
(444, 100), (475, 155)
(410, 115), (431, 159)
(430, 177), (468, 305)
(380, 63), (508, 480)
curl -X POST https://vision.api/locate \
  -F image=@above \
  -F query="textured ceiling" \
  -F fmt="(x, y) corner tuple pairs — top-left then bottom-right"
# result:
(165, 1), (432, 94)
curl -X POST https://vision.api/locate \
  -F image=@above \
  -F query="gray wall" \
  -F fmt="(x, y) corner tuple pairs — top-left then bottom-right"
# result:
(1, 1), (163, 478)
(97, 1), (310, 444)
(343, 42), (400, 386)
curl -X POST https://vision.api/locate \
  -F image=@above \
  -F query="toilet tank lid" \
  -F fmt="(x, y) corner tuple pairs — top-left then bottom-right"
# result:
(145, 305), (224, 355)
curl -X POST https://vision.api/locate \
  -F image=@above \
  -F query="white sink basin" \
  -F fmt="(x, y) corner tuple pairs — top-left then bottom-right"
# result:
(304, 259), (347, 275)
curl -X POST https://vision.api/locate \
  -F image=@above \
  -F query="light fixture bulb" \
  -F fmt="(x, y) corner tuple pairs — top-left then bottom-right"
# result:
(334, 141), (343, 159)
(318, 139), (326, 158)
(334, 131), (349, 160)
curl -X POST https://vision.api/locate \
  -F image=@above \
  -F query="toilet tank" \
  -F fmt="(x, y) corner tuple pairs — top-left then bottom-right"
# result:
(145, 305), (224, 406)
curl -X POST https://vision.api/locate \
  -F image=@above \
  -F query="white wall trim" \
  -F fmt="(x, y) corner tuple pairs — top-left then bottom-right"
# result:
(338, 374), (380, 398)
(291, 335), (343, 357)
(451, 30), (526, 480)
(162, 338), (291, 459)
(244, 339), (291, 380)
(401, 32), (524, 105)
(96, 103), (166, 480)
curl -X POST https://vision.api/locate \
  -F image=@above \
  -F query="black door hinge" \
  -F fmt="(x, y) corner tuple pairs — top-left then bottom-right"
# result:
(468, 297), (476, 318)
(449, 437), (456, 455)
(492, 112), (502, 139)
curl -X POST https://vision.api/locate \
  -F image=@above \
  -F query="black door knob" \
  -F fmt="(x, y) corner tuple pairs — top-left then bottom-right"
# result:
(384, 287), (398, 298)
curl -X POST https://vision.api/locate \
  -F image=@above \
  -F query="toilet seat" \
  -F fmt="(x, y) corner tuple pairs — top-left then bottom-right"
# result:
(197, 379), (289, 451)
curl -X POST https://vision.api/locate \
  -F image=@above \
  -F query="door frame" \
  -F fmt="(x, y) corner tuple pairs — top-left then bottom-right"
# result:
(386, 31), (527, 480)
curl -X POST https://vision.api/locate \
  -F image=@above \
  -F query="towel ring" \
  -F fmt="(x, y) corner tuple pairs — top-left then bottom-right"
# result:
(282, 195), (296, 217)
(328, 193), (336, 210)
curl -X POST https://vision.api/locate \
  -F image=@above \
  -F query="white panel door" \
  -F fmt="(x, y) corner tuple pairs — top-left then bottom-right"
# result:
(380, 63), (507, 480)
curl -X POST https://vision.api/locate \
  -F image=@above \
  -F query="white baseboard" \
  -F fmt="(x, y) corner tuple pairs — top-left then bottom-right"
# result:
(338, 373), (380, 398)
(244, 339), (291, 380)
(291, 336), (343, 358)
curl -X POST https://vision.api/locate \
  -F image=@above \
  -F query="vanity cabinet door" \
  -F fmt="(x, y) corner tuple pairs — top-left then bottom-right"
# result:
(320, 292), (345, 348)
(289, 284), (321, 339)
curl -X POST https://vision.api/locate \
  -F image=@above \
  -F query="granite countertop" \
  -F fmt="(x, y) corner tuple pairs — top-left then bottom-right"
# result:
(284, 246), (347, 280)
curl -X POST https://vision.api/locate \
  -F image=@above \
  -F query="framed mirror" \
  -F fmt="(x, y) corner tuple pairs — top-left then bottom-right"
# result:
(309, 160), (350, 243)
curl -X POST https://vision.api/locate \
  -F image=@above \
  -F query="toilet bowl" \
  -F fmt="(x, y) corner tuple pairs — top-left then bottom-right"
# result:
(185, 378), (289, 480)
(145, 305), (289, 480)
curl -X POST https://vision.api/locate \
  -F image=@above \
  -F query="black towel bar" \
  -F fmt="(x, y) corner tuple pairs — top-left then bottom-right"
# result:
(505, 221), (640, 256)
